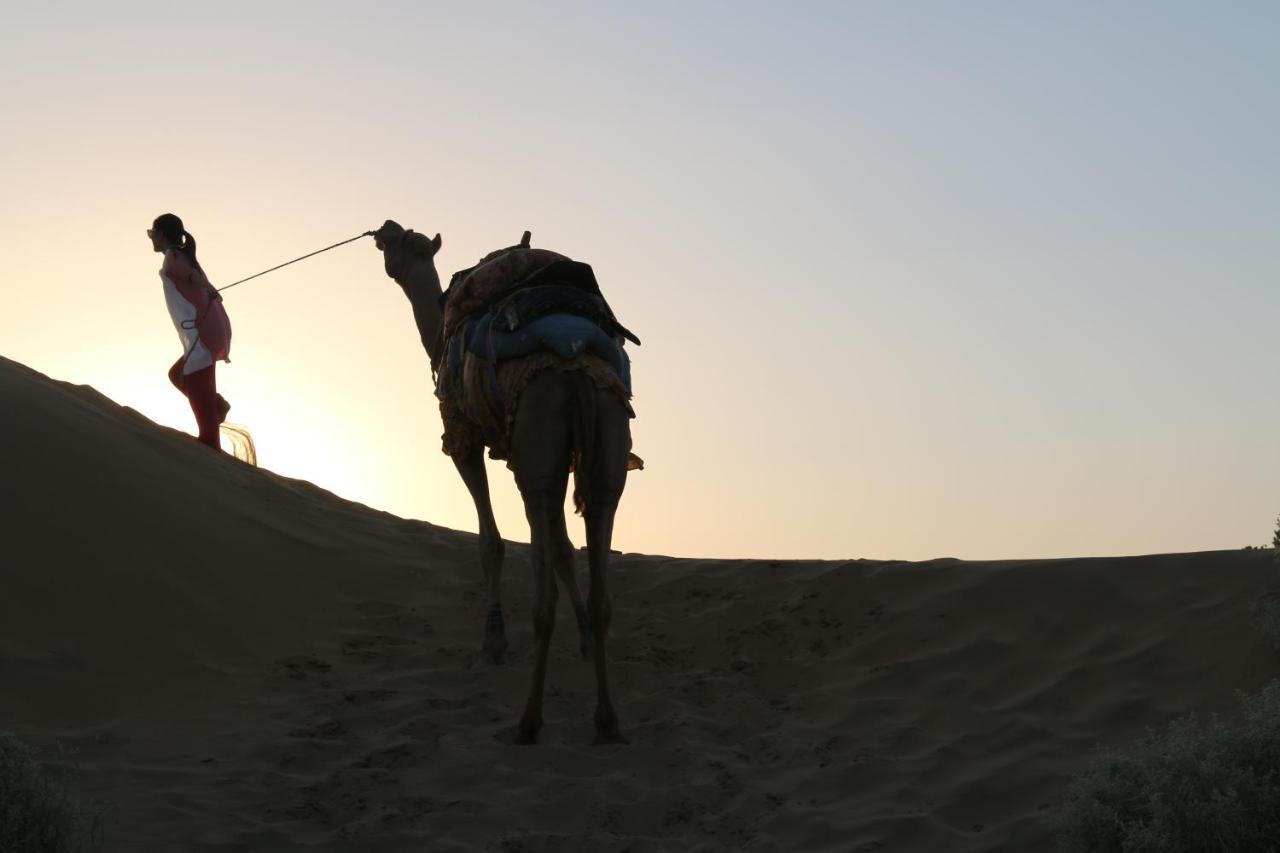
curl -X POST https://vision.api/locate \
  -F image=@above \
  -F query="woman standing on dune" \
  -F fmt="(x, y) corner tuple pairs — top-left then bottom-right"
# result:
(149, 213), (232, 450)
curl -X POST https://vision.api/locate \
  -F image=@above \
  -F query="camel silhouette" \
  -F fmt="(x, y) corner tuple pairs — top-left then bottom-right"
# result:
(372, 221), (633, 745)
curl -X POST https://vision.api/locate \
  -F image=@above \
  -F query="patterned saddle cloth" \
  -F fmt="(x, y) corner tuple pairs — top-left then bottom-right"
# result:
(434, 241), (641, 467)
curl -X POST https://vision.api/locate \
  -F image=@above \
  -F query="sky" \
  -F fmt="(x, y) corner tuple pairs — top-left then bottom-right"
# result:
(1, 2), (1276, 560)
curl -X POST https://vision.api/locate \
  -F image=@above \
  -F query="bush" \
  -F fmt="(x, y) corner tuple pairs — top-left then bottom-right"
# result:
(0, 732), (97, 853)
(1056, 681), (1280, 852)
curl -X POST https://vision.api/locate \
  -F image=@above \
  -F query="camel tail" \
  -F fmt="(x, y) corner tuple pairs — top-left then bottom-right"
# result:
(569, 371), (597, 515)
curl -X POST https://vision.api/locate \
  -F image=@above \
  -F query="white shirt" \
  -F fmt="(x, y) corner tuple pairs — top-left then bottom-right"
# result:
(160, 249), (213, 374)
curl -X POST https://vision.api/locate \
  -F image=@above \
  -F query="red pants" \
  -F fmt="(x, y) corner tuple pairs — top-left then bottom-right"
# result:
(169, 359), (222, 450)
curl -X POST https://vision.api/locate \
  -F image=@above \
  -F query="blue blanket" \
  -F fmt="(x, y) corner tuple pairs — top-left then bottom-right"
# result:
(465, 312), (631, 392)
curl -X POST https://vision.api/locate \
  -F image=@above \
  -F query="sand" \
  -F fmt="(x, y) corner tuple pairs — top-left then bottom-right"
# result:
(2, 353), (1276, 852)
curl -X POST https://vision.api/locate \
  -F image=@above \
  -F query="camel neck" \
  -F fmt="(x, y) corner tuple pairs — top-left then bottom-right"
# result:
(399, 261), (444, 364)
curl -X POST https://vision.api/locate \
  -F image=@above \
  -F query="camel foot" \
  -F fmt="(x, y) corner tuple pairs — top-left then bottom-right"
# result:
(592, 714), (626, 746)
(592, 726), (627, 746)
(514, 717), (542, 746)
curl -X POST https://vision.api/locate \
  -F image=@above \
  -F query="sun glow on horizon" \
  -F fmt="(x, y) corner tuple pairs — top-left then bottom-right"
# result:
(1, 4), (1277, 560)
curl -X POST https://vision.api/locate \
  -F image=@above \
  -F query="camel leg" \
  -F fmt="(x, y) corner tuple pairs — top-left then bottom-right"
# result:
(514, 488), (563, 744)
(585, 504), (623, 744)
(550, 514), (593, 660)
(452, 449), (507, 663)
(510, 375), (573, 744)
(586, 390), (632, 746)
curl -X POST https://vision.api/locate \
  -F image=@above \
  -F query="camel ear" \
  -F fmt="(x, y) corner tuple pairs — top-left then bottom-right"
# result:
(431, 233), (442, 254)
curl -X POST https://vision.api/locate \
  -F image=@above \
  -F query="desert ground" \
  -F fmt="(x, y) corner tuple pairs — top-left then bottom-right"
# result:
(2, 354), (1276, 852)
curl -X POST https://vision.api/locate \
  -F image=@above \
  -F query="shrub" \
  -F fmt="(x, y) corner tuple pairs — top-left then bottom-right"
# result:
(0, 732), (98, 853)
(1056, 681), (1280, 852)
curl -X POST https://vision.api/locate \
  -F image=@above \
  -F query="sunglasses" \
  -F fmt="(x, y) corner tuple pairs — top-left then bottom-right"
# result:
(146, 228), (156, 238)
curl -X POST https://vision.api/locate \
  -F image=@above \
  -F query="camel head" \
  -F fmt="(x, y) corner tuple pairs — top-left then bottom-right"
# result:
(372, 219), (442, 286)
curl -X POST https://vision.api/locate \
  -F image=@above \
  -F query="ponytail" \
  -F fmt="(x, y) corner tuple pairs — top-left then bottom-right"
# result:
(180, 229), (203, 273)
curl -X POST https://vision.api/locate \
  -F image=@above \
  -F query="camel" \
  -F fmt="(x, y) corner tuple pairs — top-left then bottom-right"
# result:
(371, 221), (633, 745)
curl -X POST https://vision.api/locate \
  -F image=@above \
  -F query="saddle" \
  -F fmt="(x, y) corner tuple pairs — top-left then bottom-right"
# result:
(433, 235), (641, 466)
(436, 238), (639, 401)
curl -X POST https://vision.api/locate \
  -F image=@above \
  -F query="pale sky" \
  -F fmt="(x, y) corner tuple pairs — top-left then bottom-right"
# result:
(1, 2), (1276, 560)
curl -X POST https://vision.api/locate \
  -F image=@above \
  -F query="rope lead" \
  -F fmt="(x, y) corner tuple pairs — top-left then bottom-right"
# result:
(216, 231), (375, 293)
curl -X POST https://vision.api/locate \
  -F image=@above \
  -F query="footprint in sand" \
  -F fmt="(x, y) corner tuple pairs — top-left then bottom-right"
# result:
(278, 655), (333, 680)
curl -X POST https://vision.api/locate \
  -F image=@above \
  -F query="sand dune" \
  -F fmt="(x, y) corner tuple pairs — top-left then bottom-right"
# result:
(2, 353), (1276, 852)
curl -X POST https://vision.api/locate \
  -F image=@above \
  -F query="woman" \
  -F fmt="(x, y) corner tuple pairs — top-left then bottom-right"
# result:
(149, 213), (232, 449)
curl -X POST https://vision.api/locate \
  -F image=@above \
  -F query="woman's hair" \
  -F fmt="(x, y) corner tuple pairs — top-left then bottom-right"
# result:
(152, 213), (203, 272)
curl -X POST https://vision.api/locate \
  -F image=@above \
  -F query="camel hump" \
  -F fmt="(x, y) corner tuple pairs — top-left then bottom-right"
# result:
(443, 247), (572, 341)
